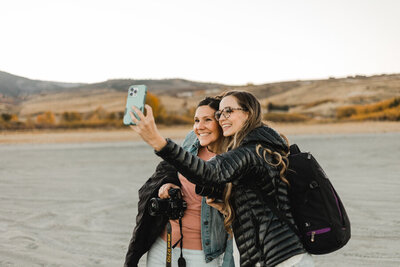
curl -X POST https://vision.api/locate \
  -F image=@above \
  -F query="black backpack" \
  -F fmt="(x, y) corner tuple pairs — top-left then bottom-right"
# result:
(270, 144), (351, 254)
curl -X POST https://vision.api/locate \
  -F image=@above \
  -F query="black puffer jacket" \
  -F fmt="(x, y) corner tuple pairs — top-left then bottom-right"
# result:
(156, 125), (305, 267)
(124, 161), (180, 267)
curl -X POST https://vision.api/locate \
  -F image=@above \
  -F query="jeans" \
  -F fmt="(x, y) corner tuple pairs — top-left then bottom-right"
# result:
(147, 237), (223, 267)
(276, 253), (315, 267)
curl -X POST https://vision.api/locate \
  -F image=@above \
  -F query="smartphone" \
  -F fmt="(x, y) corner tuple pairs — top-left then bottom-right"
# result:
(123, 85), (147, 125)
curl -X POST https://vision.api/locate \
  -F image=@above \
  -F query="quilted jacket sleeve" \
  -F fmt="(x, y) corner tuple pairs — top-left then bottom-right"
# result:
(155, 138), (255, 187)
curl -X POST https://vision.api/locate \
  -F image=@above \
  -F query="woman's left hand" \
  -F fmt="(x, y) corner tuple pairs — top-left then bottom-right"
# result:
(129, 104), (167, 151)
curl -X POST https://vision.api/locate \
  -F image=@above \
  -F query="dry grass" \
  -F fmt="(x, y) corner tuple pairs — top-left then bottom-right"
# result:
(337, 97), (400, 121)
(263, 112), (311, 123)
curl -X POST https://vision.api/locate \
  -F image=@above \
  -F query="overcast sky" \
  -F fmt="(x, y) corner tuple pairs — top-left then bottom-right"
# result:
(1, 0), (399, 85)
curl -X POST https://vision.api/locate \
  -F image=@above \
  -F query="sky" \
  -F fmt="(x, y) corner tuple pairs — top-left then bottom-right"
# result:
(1, 0), (400, 85)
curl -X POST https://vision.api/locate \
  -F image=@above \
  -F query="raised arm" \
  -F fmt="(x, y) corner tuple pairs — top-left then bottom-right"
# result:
(156, 138), (253, 186)
(129, 105), (251, 186)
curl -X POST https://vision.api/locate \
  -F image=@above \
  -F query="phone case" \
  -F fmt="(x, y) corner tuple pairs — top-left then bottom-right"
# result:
(123, 85), (148, 125)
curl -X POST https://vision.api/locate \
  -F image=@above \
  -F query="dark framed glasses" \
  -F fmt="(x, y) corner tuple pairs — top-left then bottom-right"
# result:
(215, 107), (248, 121)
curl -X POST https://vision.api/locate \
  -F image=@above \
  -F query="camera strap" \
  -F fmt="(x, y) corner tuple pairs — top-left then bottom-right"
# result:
(166, 221), (172, 267)
(172, 218), (186, 267)
(165, 219), (186, 267)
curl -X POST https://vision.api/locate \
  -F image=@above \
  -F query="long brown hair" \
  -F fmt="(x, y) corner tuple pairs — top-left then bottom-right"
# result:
(218, 91), (289, 234)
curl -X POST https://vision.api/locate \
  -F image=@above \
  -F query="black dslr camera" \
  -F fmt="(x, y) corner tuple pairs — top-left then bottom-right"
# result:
(148, 188), (187, 220)
(195, 184), (225, 202)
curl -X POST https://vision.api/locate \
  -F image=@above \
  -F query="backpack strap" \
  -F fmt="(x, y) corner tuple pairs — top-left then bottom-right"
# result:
(263, 195), (300, 237)
(252, 143), (302, 238)
(289, 144), (301, 154)
(251, 184), (301, 239)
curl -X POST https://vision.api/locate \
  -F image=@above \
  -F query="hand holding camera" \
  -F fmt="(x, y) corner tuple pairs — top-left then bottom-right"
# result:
(158, 183), (181, 199)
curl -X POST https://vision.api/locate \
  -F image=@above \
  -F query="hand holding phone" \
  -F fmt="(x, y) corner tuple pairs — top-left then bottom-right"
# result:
(123, 85), (147, 125)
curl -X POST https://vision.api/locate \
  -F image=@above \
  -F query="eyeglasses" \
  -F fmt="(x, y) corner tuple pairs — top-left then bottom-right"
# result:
(214, 107), (248, 121)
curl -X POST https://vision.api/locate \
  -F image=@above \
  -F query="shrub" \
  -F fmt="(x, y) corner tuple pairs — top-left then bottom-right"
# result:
(146, 92), (165, 120)
(336, 106), (357, 119)
(336, 97), (400, 121)
(62, 111), (82, 122)
(266, 102), (289, 112)
(36, 111), (55, 125)
(263, 112), (311, 123)
(1, 113), (12, 122)
(348, 107), (400, 121)
(157, 114), (193, 126)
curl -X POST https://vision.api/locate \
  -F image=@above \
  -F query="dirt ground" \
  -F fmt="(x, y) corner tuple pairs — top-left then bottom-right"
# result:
(1, 121), (399, 144)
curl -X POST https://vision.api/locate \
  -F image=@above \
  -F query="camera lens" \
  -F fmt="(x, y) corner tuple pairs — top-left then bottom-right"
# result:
(148, 198), (163, 216)
(130, 93), (133, 96)
(130, 88), (133, 92)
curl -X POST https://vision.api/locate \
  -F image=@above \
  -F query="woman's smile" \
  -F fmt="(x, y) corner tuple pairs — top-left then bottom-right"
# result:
(218, 96), (249, 137)
(193, 105), (221, 148)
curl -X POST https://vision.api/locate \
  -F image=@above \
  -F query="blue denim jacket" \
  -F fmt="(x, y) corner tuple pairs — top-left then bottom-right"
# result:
(181, 131), (234, 267)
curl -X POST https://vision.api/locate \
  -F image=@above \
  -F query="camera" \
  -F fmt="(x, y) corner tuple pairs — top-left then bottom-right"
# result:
(129, 87), (138, 96)
(195, 184), (225, 201)
(148, 188), (187, 220)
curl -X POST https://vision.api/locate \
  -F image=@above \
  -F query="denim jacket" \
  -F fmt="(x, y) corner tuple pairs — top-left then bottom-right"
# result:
(181, 131), (234, 267)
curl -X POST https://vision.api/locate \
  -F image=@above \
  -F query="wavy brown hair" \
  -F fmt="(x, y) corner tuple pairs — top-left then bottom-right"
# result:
(256, 133), (290, 185)
(218, 91), (290, 235)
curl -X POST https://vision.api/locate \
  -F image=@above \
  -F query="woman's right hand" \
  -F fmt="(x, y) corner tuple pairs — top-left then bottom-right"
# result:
(158, 183), (181, 199)
(129, 105), (167, 151)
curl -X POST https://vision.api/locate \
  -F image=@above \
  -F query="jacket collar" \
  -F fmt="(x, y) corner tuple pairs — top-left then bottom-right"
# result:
(241, 125), (288, 152)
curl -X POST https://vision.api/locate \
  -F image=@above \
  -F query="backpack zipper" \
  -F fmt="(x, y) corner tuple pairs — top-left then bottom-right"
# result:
(307, 227), (331, 242)
(330, 184), (344, 225)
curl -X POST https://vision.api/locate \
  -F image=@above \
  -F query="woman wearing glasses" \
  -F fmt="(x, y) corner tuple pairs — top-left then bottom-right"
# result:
(129, 91), (314, 267)
(124, 97), (234, 267)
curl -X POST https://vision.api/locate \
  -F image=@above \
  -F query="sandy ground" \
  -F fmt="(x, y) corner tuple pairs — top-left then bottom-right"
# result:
(0, 127), (399, 266)
(1, 121), (400, 144)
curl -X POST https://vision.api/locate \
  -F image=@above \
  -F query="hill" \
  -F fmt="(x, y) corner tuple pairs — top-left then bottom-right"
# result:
(253, 74), (400, 117)
(0, 70), (230, 116)
(0, 71), (83, 97)
(1, 70), (399, 120)
(0, 70), (227, 98)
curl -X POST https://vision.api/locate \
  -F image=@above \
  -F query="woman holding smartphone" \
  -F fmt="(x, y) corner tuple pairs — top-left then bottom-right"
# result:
(124, 97), (234, 267)
(129, 91), (314, 267)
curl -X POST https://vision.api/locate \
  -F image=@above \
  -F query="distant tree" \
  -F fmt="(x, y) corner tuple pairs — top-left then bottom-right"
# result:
(336, 106), (357, 119)
(10, 114), (19, 122)
(267, 102), (289, 112)
(1, 113), (12, 122)
(62, 111), (82, 122)
(146, 92), (165, 120)
(26, 115), (35, 127)
(86, 106), (108, 121)
(108, 112), (117, 120)
(185, 107), (196, 119)
(117, 111), (124, 120)
(36, 111), (55, 125)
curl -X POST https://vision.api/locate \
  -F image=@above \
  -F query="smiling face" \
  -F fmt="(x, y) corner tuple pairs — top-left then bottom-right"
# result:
(193, 105), (221, 148)
(218, 95), (249, 137)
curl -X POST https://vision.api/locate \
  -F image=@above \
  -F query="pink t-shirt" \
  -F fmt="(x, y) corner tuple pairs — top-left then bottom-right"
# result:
(161, 147), (216, 250)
